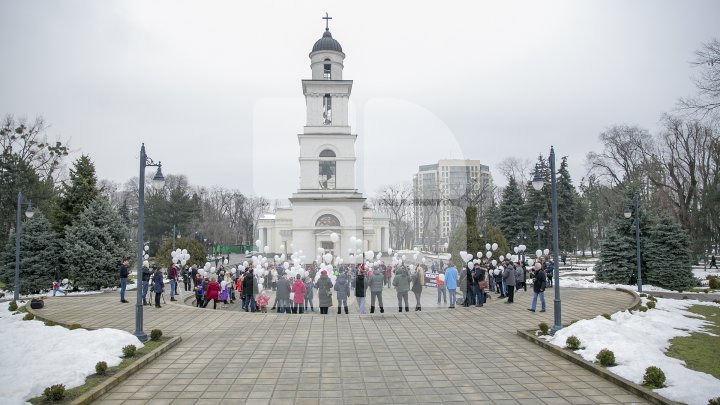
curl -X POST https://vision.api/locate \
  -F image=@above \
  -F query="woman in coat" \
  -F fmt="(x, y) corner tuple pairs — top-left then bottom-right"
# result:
(368, 267), (385, 313)
(334, 271), (351, 314)
(304, 277), (315, 312)
(393, 267), (411, 312)
(291, 274), (307, 314)
(355, 269), (367, 314)
(410, 268), (423, 311)
(315, 270), (334, 314)
(204, 276), (222, 309)
(152, 267), (164, 308)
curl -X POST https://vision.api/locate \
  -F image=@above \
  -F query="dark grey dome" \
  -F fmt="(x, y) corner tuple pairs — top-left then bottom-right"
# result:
(312, 30), (342, 53)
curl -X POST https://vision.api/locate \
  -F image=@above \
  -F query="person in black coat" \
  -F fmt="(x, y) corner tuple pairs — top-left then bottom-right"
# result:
(142, 264), (152, 305)
(355, 270), (367, 314)
(529, 263), (547, 312)
(152, 267), (164, 308)
(119, 259), (129, 303)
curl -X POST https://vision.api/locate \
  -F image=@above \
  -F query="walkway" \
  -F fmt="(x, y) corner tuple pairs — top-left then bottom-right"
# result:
(34, 288), (649, 405)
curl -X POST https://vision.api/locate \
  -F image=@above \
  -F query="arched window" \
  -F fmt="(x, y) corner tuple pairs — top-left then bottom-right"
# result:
(323, 94), (332, 125)
(319, 149), (336, 189)
(323, 58), (331, 80)
(316, 214), (340, 227)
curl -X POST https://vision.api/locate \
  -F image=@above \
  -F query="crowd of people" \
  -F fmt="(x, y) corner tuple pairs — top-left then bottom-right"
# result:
(124, 253), (555, 315)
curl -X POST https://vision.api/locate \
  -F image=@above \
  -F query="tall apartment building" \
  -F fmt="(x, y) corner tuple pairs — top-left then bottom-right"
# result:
(413, 159), (492, 251)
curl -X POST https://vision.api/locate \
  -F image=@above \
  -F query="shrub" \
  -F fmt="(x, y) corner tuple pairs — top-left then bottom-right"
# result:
(639, 306), (648, 312)
(601, 313), (611, 320)
(538, 322), (549, 335)
(709, 276), (720, 289)
(43, 384), (65, 401)
(642, 366), (666, 388)
(44, 320), (56, 326)
(647, 295), (657, 302)
(122, 345), (137, 358)
(639, 293), (647, 297)
(707, 396), (720, 405)
(23, 313), (34, 321)
(596, 349), (616, 366)
(150, 329), (163, 341)
(67, 323), (82, 330)
(566, 336), (581, 350)
(8, 301), (17, 311)
(646, 301), (656, 309)
(95, 361), (108, 375)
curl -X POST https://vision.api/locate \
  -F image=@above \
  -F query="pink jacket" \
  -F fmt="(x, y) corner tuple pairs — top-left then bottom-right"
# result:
(291, 280), (306, 304)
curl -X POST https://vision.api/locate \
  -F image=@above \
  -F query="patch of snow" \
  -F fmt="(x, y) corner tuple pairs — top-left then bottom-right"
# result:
(545, 298), (720, 405)
(0, 301), (143, 404)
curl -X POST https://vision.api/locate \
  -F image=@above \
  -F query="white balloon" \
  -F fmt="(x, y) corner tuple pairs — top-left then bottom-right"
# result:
(255, 239), (262, 247)
(144, 245), (149, 252)
(499, 255), (505, 261)
(330, 232), (339, 243)
(513, 247), (519, 253)
(402, 255), (406, 260)
(528, 259), (535, 266)
(171, 251), (177, 257)
(376, 252), (382, 260)
(485, 243), (491, 251)
(143, 260), (149, 267)
(544, 249), (550, 255)
(491, 259), (497, 266)
(181, 260), (187, 265)
(387, 248), (393, 255)
(283, 261), (290, 270)
(367, 250), (374, 259)
(476, 252), (482, 258)
(243, 261), (249, 267)
(143, 254), (149, 260)
(492, 243), (498, 251)
(181, 249), (188, 255)
(467, 262), (473, 270)
(536, 249), (542, 257)
(486, 251), (492, 258)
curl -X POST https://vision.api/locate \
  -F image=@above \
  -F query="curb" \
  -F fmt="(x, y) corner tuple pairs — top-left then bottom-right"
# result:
(615, 287), (642, 310)
(72, 336), (182, 405)
(26, 305), (96, 331)
(516, 330), (677, 405)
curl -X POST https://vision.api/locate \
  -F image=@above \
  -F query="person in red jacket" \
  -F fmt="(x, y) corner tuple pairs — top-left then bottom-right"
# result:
(291, 274), (307, 314)
(204, 276), (222, 309)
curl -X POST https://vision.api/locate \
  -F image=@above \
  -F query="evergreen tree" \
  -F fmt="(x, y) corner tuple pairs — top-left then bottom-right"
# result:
(155, 238), (206, 268)
(448, 222), (467, 269)
(63, 198), (132, 290)
(557, 156), (579, 252)
(594, 217), (636, 284)
(465, 206), (483, 261)
(644, 216), (695, 291)
(498, 176), (525, 242)
(52, 155), (100, 235)
(486, 225), (510, 262)
(0, 212), (60, 295)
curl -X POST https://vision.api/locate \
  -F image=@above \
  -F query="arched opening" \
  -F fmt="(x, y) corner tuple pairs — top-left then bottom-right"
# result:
(323, 94), (332, 125)
(323, 58), (331, 80)
(315, 214), (340, 227)
(319, 149), (336, 189)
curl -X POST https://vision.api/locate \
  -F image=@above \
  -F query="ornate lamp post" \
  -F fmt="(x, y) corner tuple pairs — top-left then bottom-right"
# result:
(134, 143), (165, 342)
(532, 146), (562, 334)
(13, 192), (35, 300)
(624, 194), (642, 292)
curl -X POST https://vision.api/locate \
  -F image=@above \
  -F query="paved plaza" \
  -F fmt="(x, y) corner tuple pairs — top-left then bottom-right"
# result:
(35, 288), (649, 405)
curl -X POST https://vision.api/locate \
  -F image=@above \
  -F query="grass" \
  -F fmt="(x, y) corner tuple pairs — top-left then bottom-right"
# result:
(665, 305), (720, 380)
(28, 337), (168, 404)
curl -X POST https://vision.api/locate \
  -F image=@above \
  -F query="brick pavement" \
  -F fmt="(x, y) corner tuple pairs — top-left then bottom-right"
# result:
(34, 288), (649, 405)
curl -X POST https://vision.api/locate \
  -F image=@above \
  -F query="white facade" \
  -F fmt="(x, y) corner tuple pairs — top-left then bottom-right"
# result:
(413, 159), (493, 251)
(257, 24), (389, 262)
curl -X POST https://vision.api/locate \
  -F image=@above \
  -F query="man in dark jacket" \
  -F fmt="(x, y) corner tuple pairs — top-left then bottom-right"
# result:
(168, 265), (178, 301)
(142, 263), (152, 305)
(355, 269), (367, 314)
(473, 263), (486, 307)
(276, 273), (291, 314)
(502, 261), (517, 304)
(242, 269), (257, 312)
(529, 263), (547, 312)
(119, 259), (129, 303)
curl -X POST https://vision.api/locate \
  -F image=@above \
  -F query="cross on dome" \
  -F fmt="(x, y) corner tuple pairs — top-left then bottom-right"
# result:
(322, 12), (332, 31)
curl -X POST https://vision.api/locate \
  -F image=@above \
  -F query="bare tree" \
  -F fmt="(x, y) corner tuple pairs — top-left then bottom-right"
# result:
(497, 157), (531, 198)
(586, 125), (654, 187)
(375, 182), (414, 249)
(679, 38), (720, 118)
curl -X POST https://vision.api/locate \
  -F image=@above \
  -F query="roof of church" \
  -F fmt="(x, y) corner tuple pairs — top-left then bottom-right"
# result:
(312, 29), (343, 53)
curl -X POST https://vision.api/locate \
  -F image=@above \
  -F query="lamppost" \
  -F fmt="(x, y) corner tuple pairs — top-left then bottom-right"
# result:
(134, 143), (165, 342)
(13, 192), (35, 300)
(533, 146), (562, 334)
(172, 224), (180, 251)
(533, 216), (545, 251)
(624, 194), (642, 292)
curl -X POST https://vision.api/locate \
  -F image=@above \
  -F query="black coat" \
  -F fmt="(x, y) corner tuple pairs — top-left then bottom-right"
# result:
(533, 270), (547, 293)
(119, 264), (128, 278)
(142, 266), (152, 282)
(355, 274), (366, 297)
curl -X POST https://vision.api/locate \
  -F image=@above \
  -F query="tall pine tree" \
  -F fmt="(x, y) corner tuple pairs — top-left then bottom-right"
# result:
(52, 155), (100, 235)
(1, 211), (60, 295)
(644, 216), (695, 291)
(557, 156), (578, 252)
(63, 198), (132, 290)
(498, 176), (525, 244)
(594, 217), (636, 284)
(465, 206), (483, 260)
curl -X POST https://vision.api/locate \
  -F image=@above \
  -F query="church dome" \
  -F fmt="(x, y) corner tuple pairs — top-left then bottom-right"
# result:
(312, 30), (343, 53)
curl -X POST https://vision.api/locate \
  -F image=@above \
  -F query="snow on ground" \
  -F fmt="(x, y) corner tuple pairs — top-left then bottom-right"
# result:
(0, 282), (138, 303)
(545, 298), (720, 405)
(0, 301), (143, 405)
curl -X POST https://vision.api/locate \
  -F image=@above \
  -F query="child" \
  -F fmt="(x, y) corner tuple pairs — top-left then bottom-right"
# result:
(52, 280), (67, 296)
(194, 280), (204, 308)
(256, 290), (270, 313)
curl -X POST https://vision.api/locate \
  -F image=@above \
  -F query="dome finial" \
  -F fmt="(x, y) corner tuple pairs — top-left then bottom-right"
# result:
(322, 12), (332, 31)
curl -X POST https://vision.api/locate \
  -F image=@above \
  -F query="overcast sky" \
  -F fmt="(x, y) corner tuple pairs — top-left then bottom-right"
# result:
(1, 0), (718, 200)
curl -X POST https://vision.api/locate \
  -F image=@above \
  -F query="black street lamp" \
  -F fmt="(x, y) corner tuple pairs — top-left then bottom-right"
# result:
(134, 144), (165, 342)
(13, 192), (35, 300)
(533, 146), (562, 334)
(533, 216), (545, 251)
(624, 194), (642, 292)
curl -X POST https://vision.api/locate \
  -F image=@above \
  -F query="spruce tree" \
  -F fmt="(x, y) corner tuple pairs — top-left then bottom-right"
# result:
(486, 225), (510, 262)
(52, 155), (100, 235)
(557, 156), (578, 252)
(63, 198), (132, 290)
(498, 176), (525, 242)
(644, 216), (695, 291)
(1, 212), (61, 295)
(594, 217), (636, 284)
(465, 206), (483, 260)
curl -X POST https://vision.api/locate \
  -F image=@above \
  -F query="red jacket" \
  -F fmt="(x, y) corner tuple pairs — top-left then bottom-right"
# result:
(206, 281), (221, 300)
(291, 280), (306, 304)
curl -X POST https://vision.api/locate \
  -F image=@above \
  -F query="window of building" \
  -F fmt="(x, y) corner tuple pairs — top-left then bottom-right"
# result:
(323, 64), (331, 79)
(323, 94), (332, 125)
(316, 214), (340, 227)
(319, 149), (336, 189)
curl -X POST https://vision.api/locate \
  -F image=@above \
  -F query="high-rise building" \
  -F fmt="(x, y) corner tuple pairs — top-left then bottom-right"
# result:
(413, 160), (492, 251)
